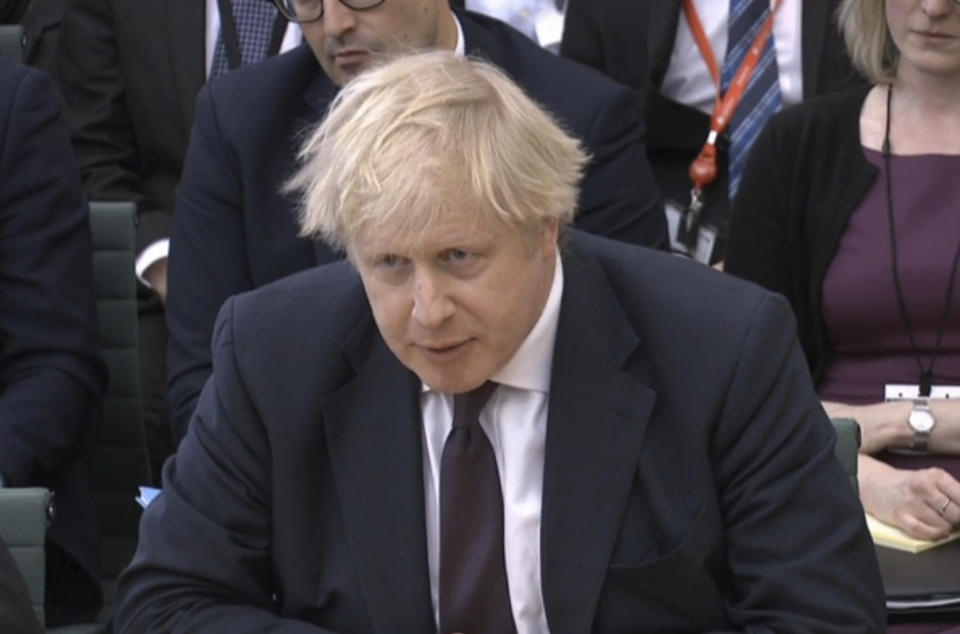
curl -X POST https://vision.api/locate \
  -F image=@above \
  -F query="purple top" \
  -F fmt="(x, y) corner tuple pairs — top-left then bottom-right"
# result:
(819, 148), (960, 404)
(819, 148), (960, 479)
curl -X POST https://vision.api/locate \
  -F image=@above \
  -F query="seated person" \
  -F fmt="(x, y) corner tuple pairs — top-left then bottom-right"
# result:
(560, 0), (862, 263)
(726, 0), (960, 542)
(0, 58), (106, 625)
(164, 0), (667, 443)
(116, 51), (884, 633)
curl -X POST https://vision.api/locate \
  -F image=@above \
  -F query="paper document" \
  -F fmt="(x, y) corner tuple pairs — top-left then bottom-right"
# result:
(867, 514), (960, 553)
(135, 486), (162, 509)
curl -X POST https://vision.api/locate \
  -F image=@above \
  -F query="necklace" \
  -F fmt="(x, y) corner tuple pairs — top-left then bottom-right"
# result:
(882, 84), (960, 397)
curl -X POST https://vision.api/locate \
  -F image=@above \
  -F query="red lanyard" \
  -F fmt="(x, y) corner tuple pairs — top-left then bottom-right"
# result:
(683, 0), (783, 212)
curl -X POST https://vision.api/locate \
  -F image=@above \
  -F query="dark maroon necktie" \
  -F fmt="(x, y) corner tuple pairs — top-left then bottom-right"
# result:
(438, 381), (517, 634)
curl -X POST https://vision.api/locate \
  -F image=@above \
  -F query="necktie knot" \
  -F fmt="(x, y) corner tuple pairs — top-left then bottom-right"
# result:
(452, 381), (498, 429)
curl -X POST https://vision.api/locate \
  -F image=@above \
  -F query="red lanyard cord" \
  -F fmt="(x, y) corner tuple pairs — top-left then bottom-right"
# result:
(683, 0), (783, 203)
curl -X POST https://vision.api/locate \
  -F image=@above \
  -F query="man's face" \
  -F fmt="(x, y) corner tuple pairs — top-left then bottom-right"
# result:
(352, 210), (558, 394)
(301, 0), (455, 87)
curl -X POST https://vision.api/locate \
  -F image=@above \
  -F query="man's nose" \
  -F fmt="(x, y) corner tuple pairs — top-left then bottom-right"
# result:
(322, 0), (357, 38)
(411, 272), (455, 329)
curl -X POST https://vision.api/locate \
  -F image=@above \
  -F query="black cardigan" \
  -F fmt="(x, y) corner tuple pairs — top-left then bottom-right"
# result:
(725, 86), (878, 384)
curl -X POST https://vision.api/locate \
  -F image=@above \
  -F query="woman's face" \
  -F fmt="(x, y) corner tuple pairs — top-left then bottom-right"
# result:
(887, 0), (960, 80)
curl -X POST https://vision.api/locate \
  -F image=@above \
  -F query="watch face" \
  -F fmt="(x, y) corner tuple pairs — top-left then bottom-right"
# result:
(909, 408), (935, 433)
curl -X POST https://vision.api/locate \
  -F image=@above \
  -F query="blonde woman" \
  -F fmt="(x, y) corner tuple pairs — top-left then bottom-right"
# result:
(727, 0), (960, 550)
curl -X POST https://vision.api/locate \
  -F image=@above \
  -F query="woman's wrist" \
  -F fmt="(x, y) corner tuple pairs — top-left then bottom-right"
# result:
(823, 400), (914, 453)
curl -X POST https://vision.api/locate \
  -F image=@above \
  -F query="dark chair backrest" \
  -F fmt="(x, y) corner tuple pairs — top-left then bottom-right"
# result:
(0, 24), (25, 62)
(831, 417), (861, 494)
(86, 201), (147, 609)
(0, 488), (52, 627)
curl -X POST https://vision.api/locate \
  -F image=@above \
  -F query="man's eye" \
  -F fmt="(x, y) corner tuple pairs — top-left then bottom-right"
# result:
(376, 254), (403, 268)
(442, 249), (473, 264)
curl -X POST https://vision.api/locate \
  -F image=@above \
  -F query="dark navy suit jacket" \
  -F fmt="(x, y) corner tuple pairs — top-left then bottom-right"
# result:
(120, 231), (884, 633)
(165, 10), (667, 443)
(0, 58), (106, 624)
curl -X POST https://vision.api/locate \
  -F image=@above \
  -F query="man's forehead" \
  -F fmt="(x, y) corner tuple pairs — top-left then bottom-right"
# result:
(352, 210), (502, 255)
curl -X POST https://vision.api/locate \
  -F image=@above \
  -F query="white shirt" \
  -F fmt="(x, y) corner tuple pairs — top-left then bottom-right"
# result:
(466, 0), (564, 48)
(660, 0), (803, 115)
(421, 253), (562, 634)
(134, 2), (301, 285)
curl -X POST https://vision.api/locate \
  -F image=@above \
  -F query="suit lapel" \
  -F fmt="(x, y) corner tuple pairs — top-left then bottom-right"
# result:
(166, 0), (206, 129)
(456, 10), (506, 68)
(801, 0), (830, 98)
(540, 239), (656, 634)
(321, 313), (436, 634)
(648, 0), (683, 88)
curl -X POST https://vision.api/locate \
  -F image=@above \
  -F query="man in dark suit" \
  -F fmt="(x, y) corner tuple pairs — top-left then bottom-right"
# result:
(561, 0), (862, 263)
(118, 51), (884, 633)
(164, 0), (667, 443)
(57, 0), (299, 481)
(0, 58), (106, 626)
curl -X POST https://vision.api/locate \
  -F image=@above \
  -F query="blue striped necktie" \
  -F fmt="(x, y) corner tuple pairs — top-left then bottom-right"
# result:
(210, 0), (279, 78)
(721, 0), (782, 201)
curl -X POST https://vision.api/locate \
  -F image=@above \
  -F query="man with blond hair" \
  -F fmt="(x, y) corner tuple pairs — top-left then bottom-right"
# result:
(118, 52), (884, 633)
(164, 0), (667, 445)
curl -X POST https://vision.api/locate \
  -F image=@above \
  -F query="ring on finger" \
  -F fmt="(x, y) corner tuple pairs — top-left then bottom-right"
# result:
(939, 498), (951, 516)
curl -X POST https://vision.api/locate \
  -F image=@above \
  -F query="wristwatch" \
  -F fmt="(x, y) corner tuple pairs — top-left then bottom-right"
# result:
(908, 400), (936, 452)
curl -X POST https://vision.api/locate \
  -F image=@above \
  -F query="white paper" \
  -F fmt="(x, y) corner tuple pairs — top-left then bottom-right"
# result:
(135, 486), (162, 509)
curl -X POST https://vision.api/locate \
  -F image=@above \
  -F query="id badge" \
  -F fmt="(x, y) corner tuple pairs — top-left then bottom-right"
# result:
(884, 383), (960, 401)
(665, 200), (717, 265)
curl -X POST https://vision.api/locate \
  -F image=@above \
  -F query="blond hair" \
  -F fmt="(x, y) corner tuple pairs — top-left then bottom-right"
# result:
(838, 0), (898, 84)
(285, 50), (589, 251)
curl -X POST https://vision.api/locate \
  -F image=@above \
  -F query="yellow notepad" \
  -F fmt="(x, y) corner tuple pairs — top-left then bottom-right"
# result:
(866, 514), (960, 553)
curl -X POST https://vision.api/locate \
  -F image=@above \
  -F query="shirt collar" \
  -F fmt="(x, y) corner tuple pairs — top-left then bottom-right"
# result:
(490, 252), (562, 393)
(453, 14), (465, 56)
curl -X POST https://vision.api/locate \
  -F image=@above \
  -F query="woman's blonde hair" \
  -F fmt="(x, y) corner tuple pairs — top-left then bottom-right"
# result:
(285, 50), (589, 252)
(838, 0), (898, 84)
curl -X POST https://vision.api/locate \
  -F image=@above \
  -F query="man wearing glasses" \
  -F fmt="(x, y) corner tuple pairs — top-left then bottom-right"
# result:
(164, 0), (667, 444)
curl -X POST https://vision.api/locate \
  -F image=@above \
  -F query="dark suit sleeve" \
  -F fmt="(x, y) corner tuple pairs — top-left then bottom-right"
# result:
(58, 0), (170, 252)
(575, 84), (667, 250)
(165, 84), (254, 444)
(0, 64), (105, 486)
(560, 2), (665, 249)
(711, 293), (884, 631)
(724, 119), (794, 303)
(115, 298), (334, 634)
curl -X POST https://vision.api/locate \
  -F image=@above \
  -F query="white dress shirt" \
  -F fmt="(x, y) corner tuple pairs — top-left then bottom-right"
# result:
(466, 0), (564, 48)
(660, 0), (803, 115)
(134, 2), (301, 286)
(421, 253), (562, 634)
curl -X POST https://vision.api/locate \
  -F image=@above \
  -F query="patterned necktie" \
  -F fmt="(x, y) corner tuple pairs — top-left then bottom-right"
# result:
(438, 382), (517, 634)
(720, 0), (782, 201)
(210, 0), (279, 78)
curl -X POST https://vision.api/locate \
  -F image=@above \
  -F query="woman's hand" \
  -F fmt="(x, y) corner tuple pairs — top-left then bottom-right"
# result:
(859, 455), (960, 540)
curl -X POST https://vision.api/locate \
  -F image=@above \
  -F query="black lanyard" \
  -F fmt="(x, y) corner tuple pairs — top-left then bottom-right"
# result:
(216, 0), (288, 72)
(882, 85), (960, 397)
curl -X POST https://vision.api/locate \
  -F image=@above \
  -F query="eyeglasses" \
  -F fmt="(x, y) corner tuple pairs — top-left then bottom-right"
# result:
(272, 0), (386, 24)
